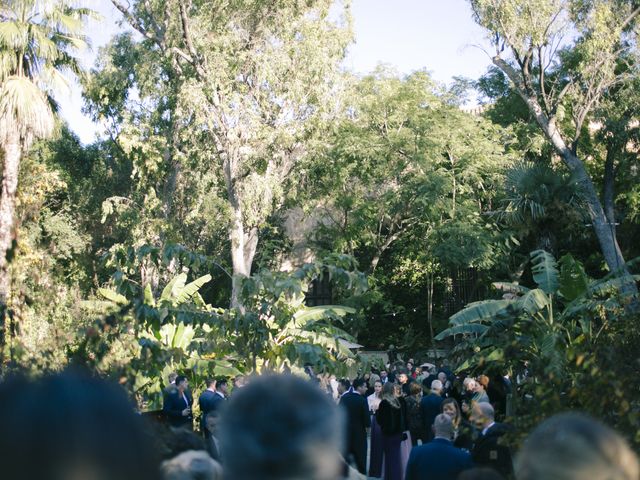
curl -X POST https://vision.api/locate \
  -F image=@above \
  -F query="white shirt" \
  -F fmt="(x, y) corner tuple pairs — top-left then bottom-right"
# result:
(482, 421), (496, 436)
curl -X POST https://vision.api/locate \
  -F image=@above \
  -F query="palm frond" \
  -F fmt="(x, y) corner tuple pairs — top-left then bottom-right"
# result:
(0, 76), (54, 143)
(530, 249), (559, 294)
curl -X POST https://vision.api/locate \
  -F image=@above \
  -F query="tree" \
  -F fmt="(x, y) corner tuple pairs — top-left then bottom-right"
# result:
(0, 0), (93, 345)
(469, 0), (640, 309)
(110, 0), (352, 308)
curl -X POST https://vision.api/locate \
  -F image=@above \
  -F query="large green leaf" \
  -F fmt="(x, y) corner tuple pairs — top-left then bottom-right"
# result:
(530, 250), (559, 294)
(160, 273), (186, 303)
(588, 275), (640, 297)
(98, 288), (128, 306)
(519, 288), (550, 315)
(558, 254), (589, 301)
(448, 299), (513, 326)
(492, 282), (530, 295)
(174, 274), (212, 305)
(435, 323), (489, 340)
(292, 305), (355, 326)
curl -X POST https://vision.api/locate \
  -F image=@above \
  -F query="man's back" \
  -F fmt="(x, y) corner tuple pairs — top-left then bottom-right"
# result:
(420, 393), (443, 441)
(405, 438), (474, 480)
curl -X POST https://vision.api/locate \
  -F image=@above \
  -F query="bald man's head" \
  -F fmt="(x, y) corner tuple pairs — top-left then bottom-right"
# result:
(471, 402), (495, 429)
(433, 413), (454, 439)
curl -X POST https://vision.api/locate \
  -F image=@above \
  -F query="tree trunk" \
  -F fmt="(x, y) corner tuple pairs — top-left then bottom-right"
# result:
(229, 208), (259, 310)
(492, 56), (639, 311)
(603, 148), (616, 228)
(0, 131), (21, 350)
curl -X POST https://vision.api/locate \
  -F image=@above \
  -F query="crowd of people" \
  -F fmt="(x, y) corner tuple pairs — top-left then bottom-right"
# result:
(0, 363), (639, 480)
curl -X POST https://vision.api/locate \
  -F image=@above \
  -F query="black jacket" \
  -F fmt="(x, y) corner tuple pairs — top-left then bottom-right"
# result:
(339, 391), (371, 473)
(163, 389), (193, 429)
(376, 398), (406, 436)
(419, 393), (443, 442)
(471, 422), (513, 477)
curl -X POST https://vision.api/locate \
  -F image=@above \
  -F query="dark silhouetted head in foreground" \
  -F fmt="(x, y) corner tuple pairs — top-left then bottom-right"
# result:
(219, 374), (343, 480)
(516, 413), (639, 480)
(0, 369), (158, 480)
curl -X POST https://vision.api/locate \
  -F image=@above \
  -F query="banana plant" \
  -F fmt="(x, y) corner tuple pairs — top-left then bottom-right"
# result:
(436, 249), (639, 374)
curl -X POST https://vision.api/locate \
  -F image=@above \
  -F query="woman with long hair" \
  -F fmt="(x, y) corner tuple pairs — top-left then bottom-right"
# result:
(441, 398), (474, 451)
(376, 382), (405, 480)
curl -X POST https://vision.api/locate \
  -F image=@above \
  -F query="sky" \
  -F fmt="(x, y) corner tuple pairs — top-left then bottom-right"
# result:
(60, 0), (494, 144)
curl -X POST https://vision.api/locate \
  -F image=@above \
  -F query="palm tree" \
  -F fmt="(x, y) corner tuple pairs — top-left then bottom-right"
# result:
(0, 0), (92, 312)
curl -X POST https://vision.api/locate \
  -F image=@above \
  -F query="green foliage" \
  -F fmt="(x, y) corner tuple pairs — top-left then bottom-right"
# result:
(76, 245), (367, 409)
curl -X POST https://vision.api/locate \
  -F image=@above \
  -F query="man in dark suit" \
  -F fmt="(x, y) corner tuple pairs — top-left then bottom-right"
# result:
(470, 402), (513, 477)
(405, 414), (474, 480)
(198, 378), (218, 437)
(338, 378), (370, 474)
(163, 375), (194, 430)
(420, 379), (444, 442)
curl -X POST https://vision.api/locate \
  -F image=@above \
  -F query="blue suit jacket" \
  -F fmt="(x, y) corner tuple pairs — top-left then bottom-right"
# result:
(419, 393), (443, 441)
(405, 438), (474, 480)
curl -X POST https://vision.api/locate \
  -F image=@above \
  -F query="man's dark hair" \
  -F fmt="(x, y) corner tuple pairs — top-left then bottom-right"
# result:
(215, 377), (228, 387)
(206, 378), (216, 387)
(352, 378), (366, 390)
(0, 369), (159, 480)
(175, 375), (188, 386)
(339, 378), (351, 390)
(219, 374), (342, 480)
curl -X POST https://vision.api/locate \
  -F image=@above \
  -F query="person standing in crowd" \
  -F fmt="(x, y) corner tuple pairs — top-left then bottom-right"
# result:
(376, 382), (406, 480)
(405, 414), (474, 480)
(367, 380), (384, 478)
(473, 376), (491, 404)
(198, 378), (218, 438)
(397, 368), (414, 396)
(420, 379), (444, 443)
(219, 374), (344, 480)
(339, 378), (370, 474)
(437, 372), (451, 398)
(380, 370), (389, 384)
(405, 382), (425, 446)
(516, 413), (639, 480)
(441, 398), (474, 451)
(164, 375), (194, 430)
(470, 402), (513, 478)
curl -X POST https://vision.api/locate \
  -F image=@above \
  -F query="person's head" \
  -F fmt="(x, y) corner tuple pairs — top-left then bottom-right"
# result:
(414, 366), (422, 376)
(219, 374), (342, 480)
(430, 379), (443, 394)
(380, 370), (388, 380)
(373, 381), (383, 396)
(441, 398), (461, 425)
(409, 382), (422, 398)
(397, 369), (409, 385)
(168, 372), (178, 384)
(206, 377), (216, 389)
(406, 361), (414, 371)
(432, 413), (454, 440)
(464, 377), (477, 392)
(175, 375), (188, 393)
(0, 370), (158, 480)
(337, 378), (351, 395)
(381, 381), (400, 408)
(392, 383), (402, 397)
(516, 413), (639, 480)
(352, 378), (367, 395)
(437, 372), (447, 383)
(161, 450), (223, 480)
(234, 375), (246, 388)
(477, 375), (489, 391)
(215, 378), (228, 395)
(470, 402), (494, 430)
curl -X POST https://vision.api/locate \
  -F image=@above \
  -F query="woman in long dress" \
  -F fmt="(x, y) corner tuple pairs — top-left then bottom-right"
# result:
(367, 381), (383, 477)
(375, 383), (405, 480)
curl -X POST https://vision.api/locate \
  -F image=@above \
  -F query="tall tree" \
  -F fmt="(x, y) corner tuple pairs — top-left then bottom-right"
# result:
(0, 0), (92, 333)
(111, 0), (352, 308)
(469, 0), (640, 308)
